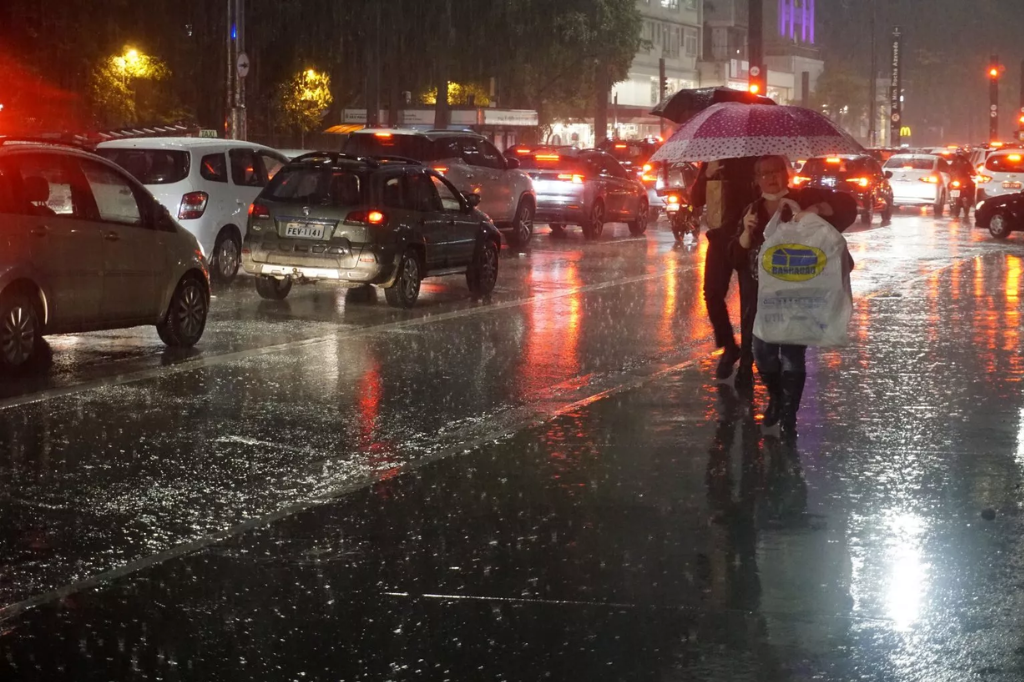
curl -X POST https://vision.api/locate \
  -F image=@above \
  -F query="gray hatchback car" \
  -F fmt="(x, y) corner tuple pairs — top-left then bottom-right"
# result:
(241, 153), (502, 308)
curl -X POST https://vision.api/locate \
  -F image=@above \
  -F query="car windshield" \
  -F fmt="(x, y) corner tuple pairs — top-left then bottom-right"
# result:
(884, 156), (935, 171)
(263, 166), (366, 205)
(95, 148), (190, 184)
(802, 158), (852, 175)
(986, 153), (1024, 173)
(342, 134), (437, 161)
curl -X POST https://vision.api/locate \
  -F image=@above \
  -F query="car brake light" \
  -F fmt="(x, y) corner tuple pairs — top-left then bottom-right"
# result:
(345, 210), (387, 225)
(614, 143), (627, 149)
(846, 177), (870, 188)
(1009, 154), (1022, 162)
(666, 194), (681, 204)
(991, 141), (1004, 147)
(249, 202), (270, 218)
(826, 157), (842, 164)
(792, 175), (811, 185)
(919, 175), (940, 184)
(374, 132), (393, 138)
(178, 191), (208, 220)
(516, 148), (531, 155)
(642, 163), (653, 173)
(536, 154), (560, 161)
(433, 166), (448, 175)
(557, 173), (585, 184)
(951, 180), (961, 188)
(976, 174), (993, 184)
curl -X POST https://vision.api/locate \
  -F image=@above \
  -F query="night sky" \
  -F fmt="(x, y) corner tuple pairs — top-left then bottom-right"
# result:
(817, 0), (1024, 143)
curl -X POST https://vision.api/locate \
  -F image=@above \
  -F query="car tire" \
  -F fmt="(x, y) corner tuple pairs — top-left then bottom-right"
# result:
(860, 207), (873, 225)
(0, 290), (41, 372)
(989, 212), (1012, 239)
(157, 275), (209, 347)
(212, 231), (241, 283)
(508, 200), (534, 249)
(467, 239), (500, 297)
(628, 201), (649, 236)
(881, 200), (893, 225)
(583, 202), (605, 240)
(549, 223), (566, 238)
(385, 250), (422, 308)
(933, 192), (945, 217)
(255, 276), (292, 300)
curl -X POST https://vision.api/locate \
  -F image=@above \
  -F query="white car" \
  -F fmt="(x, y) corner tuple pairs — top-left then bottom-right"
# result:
(97, 138), (289, 282)
(343, 130), (536, 247)
(974, 149), (1024, 205)
(0, 140), (210, 371)
(883, 154), (952, 215)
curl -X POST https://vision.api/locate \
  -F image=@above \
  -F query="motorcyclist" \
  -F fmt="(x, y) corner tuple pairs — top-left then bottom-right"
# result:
(947, 152), (977, 218)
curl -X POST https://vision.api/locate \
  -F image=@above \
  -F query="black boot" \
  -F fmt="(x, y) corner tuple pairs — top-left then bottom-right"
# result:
(734, 356), (755, 393)
(759, 371), (783, 427)
(779, 372), (806, 439)
(715, 343), (741, 380)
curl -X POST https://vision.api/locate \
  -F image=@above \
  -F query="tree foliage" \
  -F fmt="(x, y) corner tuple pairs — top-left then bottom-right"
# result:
(809, 64), (869, 132)
(88, 49), (172, 127)
(277, 68), (333, 134)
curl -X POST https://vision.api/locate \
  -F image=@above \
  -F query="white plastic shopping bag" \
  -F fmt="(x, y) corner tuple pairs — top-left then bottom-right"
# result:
(752, 202), (853, 347)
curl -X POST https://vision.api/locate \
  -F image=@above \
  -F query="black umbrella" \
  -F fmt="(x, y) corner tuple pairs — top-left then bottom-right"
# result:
(651, 86), (776, 125)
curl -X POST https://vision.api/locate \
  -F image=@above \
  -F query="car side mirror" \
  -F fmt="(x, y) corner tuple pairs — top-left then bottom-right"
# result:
(884, 170), (893, 179)
(506, 157), (520, 169)
(464, 192), (482, 209)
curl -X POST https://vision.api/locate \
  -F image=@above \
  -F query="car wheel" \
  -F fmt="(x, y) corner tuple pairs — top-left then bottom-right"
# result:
(628, 201), (649, 236)
(0, 290), (40, 371)
(549, 223), (566, 238)
(989, 212), (1012, 239)
(255, 275), (292, 300)
(881, 200), (893, 224)
(467, 239), (500, 297)
(213, 231), (241, 283)
(157, 275), (209, 347)
(933, 192), (945, 217)
(508, 200), (534, 248)
(647, 206), (660, 223)
(860, 206), (873, 225)
(385, 251), (422, 308)
(583, 202), (605, 240)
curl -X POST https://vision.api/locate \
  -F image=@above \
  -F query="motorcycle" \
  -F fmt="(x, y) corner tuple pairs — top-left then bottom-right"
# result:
(661, 190), (701, 242)
(947, 178), (976, 218)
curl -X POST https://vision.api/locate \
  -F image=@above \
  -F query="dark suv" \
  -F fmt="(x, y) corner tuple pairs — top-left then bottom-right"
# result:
(241, 153), (502, 308)
(794, 154), (894, 225)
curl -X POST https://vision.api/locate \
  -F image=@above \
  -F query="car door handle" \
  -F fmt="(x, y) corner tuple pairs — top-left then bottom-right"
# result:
(104, 231), (121, 242)
(31, 226), (49, 237)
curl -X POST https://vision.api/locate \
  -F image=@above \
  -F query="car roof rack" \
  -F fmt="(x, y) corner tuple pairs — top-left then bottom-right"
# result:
(291, 152), (423, 168)
(0, 133), (94, 149)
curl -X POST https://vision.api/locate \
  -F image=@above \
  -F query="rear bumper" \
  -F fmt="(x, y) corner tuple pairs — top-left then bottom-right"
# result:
(535, 195), (588, 225)
(242, 241), (397, 284)
(891, 183), (940, 205)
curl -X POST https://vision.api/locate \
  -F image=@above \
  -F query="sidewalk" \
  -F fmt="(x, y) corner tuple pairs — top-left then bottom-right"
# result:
(3, 251), (1024, 681)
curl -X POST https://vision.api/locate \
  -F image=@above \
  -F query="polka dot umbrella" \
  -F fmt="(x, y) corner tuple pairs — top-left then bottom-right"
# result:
(650, 102), (864, 164)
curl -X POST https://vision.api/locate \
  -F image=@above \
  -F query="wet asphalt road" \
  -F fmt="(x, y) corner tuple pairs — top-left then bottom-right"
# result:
(2, 213), (1024, 680)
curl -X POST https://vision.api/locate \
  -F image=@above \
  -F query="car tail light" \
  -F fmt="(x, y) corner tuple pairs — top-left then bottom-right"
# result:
(1010, 154), (1023, 162)
(846, 177), (870, 188)
(432, 166), (448, 175)
(826, 157), (842, 164)
(666, 194), (681, 205)
(951, 180), (962, 188)
(975, 174), (993, 184)
(516, 148), (531, 155)
(614, 143), (627, 149)
(178, 191), (208, 220)
(374, 132), (393, 139)
(249, 202), (270, 218)
(536, 154), (560, 161)
(919, 175), (940, 184)
(346, 210), (387, 225)
(792, 175), (811, 186)
(557, 173), (585, 184)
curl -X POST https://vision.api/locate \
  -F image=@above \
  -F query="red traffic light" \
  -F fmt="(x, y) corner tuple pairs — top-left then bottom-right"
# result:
(748, 83), (761, 94)
(989, 67), (1000, 78)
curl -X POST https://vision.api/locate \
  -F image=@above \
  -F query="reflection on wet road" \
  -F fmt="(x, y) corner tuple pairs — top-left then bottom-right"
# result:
(2, 215), (1024, 680)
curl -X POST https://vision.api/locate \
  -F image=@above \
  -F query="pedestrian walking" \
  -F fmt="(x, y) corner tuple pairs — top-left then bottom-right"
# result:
(731, 155), (857, 437)
(689, 156), (759, 385)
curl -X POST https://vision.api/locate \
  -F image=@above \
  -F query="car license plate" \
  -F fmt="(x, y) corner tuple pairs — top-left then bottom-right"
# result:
(950, 190), (960, 198)
(1003, 181), (1022, 190)
(822, 177), (836, 187)
(284, 222), (326, 239)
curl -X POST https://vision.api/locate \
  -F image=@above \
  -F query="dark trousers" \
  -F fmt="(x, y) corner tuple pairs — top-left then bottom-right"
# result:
(737, 269), (757, 368)
(752, 337), (807, 374)
(703, 233), (739, 350)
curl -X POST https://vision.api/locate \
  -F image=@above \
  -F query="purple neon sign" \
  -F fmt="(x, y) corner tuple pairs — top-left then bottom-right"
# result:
(778, 0), (815, 44)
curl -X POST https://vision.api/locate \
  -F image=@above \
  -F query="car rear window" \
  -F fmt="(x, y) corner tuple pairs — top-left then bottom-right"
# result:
(342, 134), (437, 161)
(263, 166), (366, 206)
(95, 148), (190, 184)
(884, 156), (934, 171)
(986, 153), (1024, 173)
(517, 154), (587, 174)
(601, 142), (655, 164)
(802, 158), (854, 175)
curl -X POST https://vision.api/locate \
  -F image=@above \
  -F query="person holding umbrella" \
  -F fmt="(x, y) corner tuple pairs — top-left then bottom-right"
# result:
(732, 155), (857, 437)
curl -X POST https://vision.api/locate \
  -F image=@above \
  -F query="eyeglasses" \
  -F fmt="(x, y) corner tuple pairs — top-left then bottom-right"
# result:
(756, 168), (788, 178)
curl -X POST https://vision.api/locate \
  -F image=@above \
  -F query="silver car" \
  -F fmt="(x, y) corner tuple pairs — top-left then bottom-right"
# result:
(0, 139), (210, 371)
(343, 130), (536, 247)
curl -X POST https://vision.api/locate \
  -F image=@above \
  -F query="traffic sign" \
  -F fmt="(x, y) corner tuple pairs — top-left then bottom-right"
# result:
(750, 66), (761, 77)
(991, 104), (998, 111)
(991, 111), (998, 118)
(237, 52), (250, 78)
(891, 113), (901, 122)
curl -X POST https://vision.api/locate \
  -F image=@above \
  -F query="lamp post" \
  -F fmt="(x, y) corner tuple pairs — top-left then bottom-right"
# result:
(114, 47), (142, 123)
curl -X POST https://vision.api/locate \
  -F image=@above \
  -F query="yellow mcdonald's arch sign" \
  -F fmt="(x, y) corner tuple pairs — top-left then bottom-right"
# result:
(900, 126), (912, 137)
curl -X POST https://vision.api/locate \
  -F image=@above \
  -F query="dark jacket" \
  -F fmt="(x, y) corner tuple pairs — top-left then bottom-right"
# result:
(729, 187), (858, 280)
(689, 156), (759, 242)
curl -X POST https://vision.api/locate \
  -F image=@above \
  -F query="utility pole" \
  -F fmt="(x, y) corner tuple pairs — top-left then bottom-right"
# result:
(225, 0), (247, 139)
(433, 0), (452, 130)
(1018, 59), (1024, 142)
(989, 55), (1000, 143)
(225, 0), (233, 137)
(748, 0), (765, 95)
(366, 1), (381, 127)
(868, 0), (877, 146)
(659, 57), (667, 139)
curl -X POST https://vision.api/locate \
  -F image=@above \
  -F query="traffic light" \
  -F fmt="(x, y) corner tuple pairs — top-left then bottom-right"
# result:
(989, 67), (1000, 79)
(748, 65), (765, 97)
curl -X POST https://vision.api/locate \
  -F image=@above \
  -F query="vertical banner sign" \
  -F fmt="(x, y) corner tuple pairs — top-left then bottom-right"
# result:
(890, 27), (903, 146)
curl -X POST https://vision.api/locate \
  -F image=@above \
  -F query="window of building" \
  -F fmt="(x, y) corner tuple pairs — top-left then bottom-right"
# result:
(660, 0), (679, 8)
(684, 27), (698, 58)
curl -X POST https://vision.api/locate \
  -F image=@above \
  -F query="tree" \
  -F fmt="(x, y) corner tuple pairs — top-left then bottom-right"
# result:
(88, 47), (172, 127)
(809, 65), (869, 134)
(277, 68), (333, 146)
